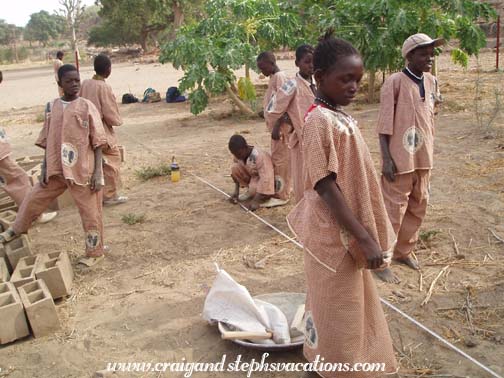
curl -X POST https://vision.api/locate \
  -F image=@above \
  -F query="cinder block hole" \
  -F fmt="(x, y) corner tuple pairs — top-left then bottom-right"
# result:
(7, 238), (24, 250)
(0, 293), (14, 307)
(28, 290), (45, 304)
(19, 268), (33, 278)
(0, 283), (9, 294)
(21, 281), (40, 294)
(23, 256), (38, 266)
(47, 252), (61, 259)
(45, 259), (58, 269)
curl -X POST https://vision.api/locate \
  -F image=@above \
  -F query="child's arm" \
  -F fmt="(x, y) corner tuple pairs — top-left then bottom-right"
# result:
(229, 181), (240, 204)
(266, 79), (296, 140)
(315, 175), (384, 270)
(90, 147), (103, 192)
(101, 85), (123, 127)
(379, 134), (397, 182)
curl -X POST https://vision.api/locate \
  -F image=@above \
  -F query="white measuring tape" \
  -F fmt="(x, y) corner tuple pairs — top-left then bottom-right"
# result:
(191, 173), (503, 378)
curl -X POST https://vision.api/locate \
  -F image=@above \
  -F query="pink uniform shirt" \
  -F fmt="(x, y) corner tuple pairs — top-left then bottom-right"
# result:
(376, 72), (440, 174)
(80, 77), (122, 148)
(36, 97), (107, 186)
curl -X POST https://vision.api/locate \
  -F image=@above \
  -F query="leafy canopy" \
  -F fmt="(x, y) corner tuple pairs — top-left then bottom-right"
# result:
(160, 0), (302, 115)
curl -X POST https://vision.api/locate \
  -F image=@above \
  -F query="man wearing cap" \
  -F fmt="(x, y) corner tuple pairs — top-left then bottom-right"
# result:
(375, 33), (445, 283)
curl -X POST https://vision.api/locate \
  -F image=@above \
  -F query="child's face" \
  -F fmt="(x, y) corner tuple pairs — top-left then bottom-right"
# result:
(231, 147), (249, 161)
(59, 70), (81, 97)
(296, 53), (314, 78)
(315, 54), (363, 106)
(408, 45), (434, 73)
(257, 59), (275, 77)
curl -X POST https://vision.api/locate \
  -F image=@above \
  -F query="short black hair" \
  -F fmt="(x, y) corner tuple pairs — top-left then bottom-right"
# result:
(257, 51), (276, 64)
(56, 51), (64, 59)
(313, 30), (359, 73)
(94, 54), (111, 75)
(296, 44), (314, 62)
(58, 64), (78, 82)
(228, 134), (247, 154)
(0, 71), (2, 84)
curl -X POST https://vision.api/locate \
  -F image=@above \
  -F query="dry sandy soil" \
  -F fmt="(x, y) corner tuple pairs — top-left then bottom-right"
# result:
(0, 51), (502, 378)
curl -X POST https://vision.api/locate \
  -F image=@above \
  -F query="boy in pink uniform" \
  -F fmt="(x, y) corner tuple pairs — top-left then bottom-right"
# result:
(376, 33), (444, 283)
(257, 51), (291, 204)
(80, 54), (127, 206)
(266, 45), (316, 203)
(287, 33), (397, 378)
(53, 51), (64, 97)
(0, 65), (108, 266)
(228, 134), (279, 211)
(0, 71), (57, 223)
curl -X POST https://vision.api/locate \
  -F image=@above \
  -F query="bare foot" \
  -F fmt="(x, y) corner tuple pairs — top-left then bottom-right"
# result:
(394, 256), (420, 270)
(374, 268), (401, 283)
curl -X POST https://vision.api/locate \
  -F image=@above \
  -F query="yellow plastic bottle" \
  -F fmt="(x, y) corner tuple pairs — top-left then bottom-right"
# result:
(170, 156), (180, 182)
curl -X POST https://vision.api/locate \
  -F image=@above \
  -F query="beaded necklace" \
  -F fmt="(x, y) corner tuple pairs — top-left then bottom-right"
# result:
(314, 97), (340, 112)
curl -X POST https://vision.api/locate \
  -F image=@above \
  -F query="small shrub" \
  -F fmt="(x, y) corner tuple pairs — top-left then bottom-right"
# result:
(134, 164), (171, 181)
(121, 213), (145, 225)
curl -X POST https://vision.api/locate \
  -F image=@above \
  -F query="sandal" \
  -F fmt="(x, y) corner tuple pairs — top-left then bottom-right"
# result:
(259, 198), (289, 208)
(103, 196), (128, 206)
(0, 228), (18, 244)
(78, 254), (105, 267)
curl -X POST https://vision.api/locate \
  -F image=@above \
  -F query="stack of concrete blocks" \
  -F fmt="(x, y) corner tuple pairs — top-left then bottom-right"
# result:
(0, 192), (16, 213)
(18, 280), (60, 338)
(0, 209), (17, 231)
(35, 251), (73, 299)
(10, 255), (40, 289)
(0, 282), (30, 344)
(0, 254), (10, 283)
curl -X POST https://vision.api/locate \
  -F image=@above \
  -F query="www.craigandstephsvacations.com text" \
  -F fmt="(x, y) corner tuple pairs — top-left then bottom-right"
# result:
(105, 354), (387, 377)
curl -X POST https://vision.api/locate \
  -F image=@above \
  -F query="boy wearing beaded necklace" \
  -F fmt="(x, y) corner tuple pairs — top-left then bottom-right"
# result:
(287, 32), (397, 378)
(376, 33), (444, 283)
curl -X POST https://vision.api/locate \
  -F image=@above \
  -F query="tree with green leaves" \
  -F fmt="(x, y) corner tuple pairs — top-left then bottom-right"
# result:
(309, 0), (496, 101)
(24, 11), (65, 47)
(91, 0), (188, 51)
(160, 0), (301, 115)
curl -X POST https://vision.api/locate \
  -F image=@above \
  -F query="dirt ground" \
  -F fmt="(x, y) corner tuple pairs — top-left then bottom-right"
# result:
(0, 51), (503, 378)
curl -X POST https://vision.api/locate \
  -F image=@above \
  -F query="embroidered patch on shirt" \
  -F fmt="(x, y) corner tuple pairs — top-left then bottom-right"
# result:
(280, 79), (297, 96)
(0, 128), (8, 143)
(304, 311), (318, 349)
(267, 94), (277, 113)
(81, 119), (89, 128)
(85, 230), (100, 250)
(402, 126), (425, 154)
(61, 143), (78, 167)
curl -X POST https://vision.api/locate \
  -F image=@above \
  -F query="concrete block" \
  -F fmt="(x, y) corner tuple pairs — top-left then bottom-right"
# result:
(5, 235), (32, 271)
(15, 155), (44, 171)
(0, 282), (30, 344)
(0, 257), (10, 283)
(35, 252), (73, 299)
(10, 255), (40, 288)
(118, 145), (126, 162)
(0, 210), (17, 230)
(18, 280), (60, 338)
(47, 189), (75, 211)
(0, 196), (17, 212)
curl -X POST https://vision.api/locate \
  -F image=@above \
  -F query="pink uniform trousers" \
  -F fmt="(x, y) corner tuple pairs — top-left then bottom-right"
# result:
(0, 156), (31, 207)
(13, 175), (104, 257)
(381, 169), (430, 259)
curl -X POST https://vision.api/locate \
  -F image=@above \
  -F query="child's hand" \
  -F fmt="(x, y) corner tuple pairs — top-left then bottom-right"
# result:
(382, 158), (397, 182)
(90, 171), (104, 192)
(358, 236), (384, 270)
(271, 123), (281, 141)
(39, 161), (48, 187)
(229, 194), (239, 204)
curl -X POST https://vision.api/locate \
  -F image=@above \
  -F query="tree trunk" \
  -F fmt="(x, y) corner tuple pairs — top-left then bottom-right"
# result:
(245, 64), (250, 79)
(367, 70), (376, 103)
(173, 2), (184, 30)
(226, 85), (255, 116)
(140, 30), (148, 52)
